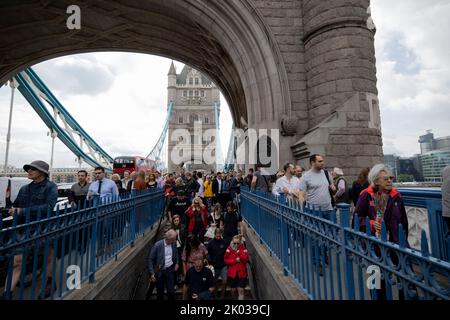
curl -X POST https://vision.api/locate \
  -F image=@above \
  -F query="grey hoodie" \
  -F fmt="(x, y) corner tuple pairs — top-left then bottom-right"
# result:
(442, 166), (450, 218)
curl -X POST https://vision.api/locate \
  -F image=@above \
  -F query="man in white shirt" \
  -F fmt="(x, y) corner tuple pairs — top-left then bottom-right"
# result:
(272, 162), (300, 198)
(148, 229), (179, 300)
(196, 172), (204, 199)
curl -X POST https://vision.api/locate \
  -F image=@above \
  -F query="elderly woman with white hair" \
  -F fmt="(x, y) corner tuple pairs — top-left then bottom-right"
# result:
(355, 164), (409, 245)
(355, 164), (414, 300)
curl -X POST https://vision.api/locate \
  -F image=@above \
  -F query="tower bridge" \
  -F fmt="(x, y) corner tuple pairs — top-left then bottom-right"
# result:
(0, 1), (449, 303)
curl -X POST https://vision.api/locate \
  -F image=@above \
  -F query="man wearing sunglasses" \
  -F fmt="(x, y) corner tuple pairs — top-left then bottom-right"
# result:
(8, 160), (58, 219)
(4, 160), (58, 300)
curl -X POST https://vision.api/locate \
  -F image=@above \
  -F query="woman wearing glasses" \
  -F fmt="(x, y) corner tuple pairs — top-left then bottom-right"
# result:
(224, 235), (249, 300)
(355, 164), (409, 244)
(355, 164), (411, 300)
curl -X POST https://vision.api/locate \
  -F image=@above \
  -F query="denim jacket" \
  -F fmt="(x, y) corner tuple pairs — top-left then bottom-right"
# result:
(13, 178), (58, 219)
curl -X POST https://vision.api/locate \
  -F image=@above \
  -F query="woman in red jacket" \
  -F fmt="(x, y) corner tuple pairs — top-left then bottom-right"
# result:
(224, 235), (249, 300)
(186, 197), (209, 242)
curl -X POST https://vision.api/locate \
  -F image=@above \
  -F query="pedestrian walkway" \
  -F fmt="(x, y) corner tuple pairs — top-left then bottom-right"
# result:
(144, 219), (253, 300)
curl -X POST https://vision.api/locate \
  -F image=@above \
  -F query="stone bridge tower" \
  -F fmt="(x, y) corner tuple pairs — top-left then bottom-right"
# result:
(247, 0), (382, 179)
(167, 62), (220, 174)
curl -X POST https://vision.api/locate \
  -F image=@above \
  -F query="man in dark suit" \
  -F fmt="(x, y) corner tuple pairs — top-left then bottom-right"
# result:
(148, 229), (179, 300)
(212, 172), (223, 207)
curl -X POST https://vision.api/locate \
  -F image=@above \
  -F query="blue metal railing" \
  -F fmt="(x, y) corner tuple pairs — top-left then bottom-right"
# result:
(0, 189), (165, 300)
(240, 188), (450, 300)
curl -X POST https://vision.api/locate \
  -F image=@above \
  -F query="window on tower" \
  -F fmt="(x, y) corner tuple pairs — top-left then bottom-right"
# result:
(179, 116), (183, 124)
(195, 78), (199, 85)
(195, 90), (199, 97)
(189, 78), (193, 85)
(201, 90), (205, 97)
(205, 117), (209, 124)
(189, 90), (193, 97)
(183, 90), (187, 97)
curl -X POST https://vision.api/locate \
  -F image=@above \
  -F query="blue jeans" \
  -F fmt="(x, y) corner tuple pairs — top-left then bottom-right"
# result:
(156, 265), (175, 300)
(311, 210), (333, 267)
(321, 210), (333, 221)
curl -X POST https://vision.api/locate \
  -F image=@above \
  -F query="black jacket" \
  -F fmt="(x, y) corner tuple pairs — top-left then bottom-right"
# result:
(212, 178), (224, 195)
(207, 237), (227, 269)
(185, 178), (200, 197)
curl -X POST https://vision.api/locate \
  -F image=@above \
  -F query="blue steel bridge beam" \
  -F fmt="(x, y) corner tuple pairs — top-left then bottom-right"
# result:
(213, 101), (224, 172)
(224, 124), (235, 172)
(14, 68), (113, 172)
(145, 101), (173, 171)
(25, 68), (113, 164)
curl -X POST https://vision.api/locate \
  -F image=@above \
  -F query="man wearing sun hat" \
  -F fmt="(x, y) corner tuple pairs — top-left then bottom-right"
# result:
(8, 160), (58, 219)
(4, 160), (58, 300)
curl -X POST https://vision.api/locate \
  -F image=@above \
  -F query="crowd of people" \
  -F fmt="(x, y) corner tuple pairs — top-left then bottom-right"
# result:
(148, 168), (249, 301)
(265, 155), (409, 245)
(2, 156), (450, 301)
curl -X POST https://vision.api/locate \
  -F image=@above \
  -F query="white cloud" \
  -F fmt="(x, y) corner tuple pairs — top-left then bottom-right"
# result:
(372, 0), (450, 156)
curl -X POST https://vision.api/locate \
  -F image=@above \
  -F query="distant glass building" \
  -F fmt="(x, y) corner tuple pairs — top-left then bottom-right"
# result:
(421, 150), (450, 183)
(398, 156), (423, 181)
(418, 131), (450, 182)
(384, 154), (399, 176)
(384, 154), (423, 181)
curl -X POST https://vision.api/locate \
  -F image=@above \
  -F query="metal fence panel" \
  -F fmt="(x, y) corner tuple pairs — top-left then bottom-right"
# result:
(240, 188), (450, 300)
(0, 189), (164, 300)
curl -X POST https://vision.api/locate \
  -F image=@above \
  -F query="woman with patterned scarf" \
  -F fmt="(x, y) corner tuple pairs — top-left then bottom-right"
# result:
(355, 164), (411, 300)
(355, 164), (409, 244)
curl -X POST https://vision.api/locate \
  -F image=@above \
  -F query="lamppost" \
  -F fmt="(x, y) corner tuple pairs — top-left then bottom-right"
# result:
(48, 129), (58, 181)
(3, 78), (18, 176)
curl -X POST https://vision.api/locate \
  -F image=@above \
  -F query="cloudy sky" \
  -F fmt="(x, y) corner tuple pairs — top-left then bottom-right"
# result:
(0, 54), (233, 169)
(0, 0), (449, 169)
(371, 0), (450, 156)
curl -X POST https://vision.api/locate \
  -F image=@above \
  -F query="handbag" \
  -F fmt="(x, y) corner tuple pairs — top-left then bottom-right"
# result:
(324, 170), (336, 207)
(205, 264), (215, 277)
(204, 214), (217, 239)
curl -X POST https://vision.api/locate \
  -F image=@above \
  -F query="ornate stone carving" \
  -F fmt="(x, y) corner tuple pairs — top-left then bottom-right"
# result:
(280, 116), (297, 136)
(406, 206), (431, 251)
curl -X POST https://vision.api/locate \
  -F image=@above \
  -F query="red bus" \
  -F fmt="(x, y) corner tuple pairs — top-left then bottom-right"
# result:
(113, 156), (157, 177)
